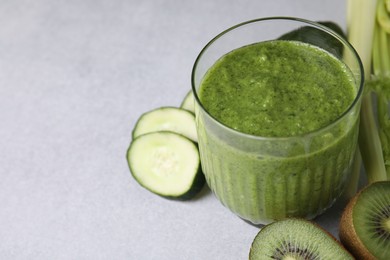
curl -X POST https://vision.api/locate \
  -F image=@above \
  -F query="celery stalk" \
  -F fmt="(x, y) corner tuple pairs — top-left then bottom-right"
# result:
(347, 0), (388, 184)
(347, 0), (377, 69)
(378, 0), (390, 32)
(378, 24), (390, 71)
(359, 96), (387, 183)
(373, 0), (390, 180)
(372, 23), (382, 74)
(371, 1), (390, 182)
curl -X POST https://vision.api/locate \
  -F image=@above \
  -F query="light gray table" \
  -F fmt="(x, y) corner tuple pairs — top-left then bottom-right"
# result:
(0, 0), (362, 259)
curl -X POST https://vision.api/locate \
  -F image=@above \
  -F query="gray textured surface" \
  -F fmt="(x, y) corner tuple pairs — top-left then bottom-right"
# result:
(0, 0), (353, 259)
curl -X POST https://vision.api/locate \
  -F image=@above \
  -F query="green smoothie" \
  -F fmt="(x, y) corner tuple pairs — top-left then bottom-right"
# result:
(195, 40), (360, 224)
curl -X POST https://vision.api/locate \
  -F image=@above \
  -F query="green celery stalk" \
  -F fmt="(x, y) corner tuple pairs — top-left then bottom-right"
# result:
(372, 1), (390, 179)
(347, 0), (388, 184)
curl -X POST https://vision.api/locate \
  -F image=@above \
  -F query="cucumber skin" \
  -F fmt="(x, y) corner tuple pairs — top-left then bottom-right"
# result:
(126, 131), (206, 201)
(171, 163), (205, 201)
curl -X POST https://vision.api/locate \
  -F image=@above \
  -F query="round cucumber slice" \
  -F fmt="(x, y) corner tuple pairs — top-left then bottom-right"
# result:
(127, 131), (204, 200)
(180, 90), (195, 113)
(132, 107), (197, 142)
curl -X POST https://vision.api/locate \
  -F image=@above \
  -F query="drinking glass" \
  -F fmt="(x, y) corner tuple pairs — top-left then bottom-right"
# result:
(191, 17), (363, 224)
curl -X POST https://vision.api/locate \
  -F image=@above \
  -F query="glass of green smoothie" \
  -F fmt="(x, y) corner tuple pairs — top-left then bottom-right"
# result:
(191, 17), (363, 225)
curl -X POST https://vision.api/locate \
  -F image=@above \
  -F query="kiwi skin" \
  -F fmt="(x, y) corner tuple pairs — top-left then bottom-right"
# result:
(339, 182), (386, 260)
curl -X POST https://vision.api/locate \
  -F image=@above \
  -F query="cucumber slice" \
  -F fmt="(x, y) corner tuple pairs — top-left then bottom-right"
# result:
(127, 131), (205, 200)
(180, 90), (195, 113)
(132, 107), (197, 142)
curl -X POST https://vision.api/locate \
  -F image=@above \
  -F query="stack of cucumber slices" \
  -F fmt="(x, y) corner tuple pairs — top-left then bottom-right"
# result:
(126, 90), (205, 200)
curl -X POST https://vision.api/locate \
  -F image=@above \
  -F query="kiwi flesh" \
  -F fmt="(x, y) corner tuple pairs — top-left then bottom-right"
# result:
(339, 181), (390, 259)
(249, 218), (353, 259)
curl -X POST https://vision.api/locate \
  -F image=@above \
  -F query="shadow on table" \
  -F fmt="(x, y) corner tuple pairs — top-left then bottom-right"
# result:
(190, 184), (212, 201)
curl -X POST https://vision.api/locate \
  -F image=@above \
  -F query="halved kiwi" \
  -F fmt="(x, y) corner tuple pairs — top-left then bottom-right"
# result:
(249, 218), (353, 259)
(339, 181), (390, 259)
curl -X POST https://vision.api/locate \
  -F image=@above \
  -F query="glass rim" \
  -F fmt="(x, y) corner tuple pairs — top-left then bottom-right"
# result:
(191, 16), (364, 141)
